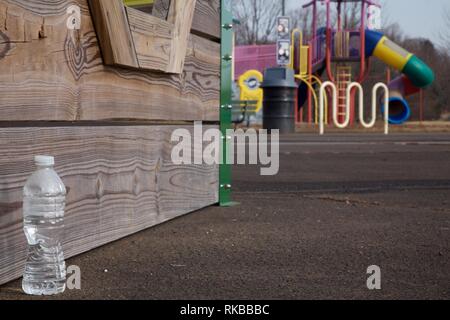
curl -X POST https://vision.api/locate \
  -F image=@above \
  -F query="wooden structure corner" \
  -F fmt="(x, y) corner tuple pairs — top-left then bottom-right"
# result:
(0, 0), (219, 286)
(88, 0), (197, 74)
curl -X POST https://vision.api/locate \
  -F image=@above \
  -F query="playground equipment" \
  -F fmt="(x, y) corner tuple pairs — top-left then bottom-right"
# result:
(291, 0), (435, 126)
(238, 70), (264, 113)
(234, 44), (277, 79)
(365, 30), (434, 124)
(233, 70), (263, 126)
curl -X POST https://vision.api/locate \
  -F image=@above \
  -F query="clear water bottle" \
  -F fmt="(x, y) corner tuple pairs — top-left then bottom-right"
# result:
(22, 156), (67, 295)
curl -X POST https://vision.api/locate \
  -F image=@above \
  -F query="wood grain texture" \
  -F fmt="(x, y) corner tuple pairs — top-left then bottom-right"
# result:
(190, 0), (220, 41)
(88, 0), (139, 68)
(127, 6), (173, 72)
(130, 4), (153, 15)
(165, 0), (196, 74)
(0, 0), (220, 122)
(126, 3), (198, 74)
(151, 0), (170, 20)
(1, 0), (84, 16)
(152, 0), (171, 20)
(153, 0), (220, 41)
(0, 125), (219, 285)
(89, 0), (197, 73)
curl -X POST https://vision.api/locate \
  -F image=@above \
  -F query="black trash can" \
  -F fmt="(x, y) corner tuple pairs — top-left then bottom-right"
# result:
(261, 67), (297, 134)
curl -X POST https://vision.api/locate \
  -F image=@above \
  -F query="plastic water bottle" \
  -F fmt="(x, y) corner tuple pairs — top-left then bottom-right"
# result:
(22, 156), (67, 295)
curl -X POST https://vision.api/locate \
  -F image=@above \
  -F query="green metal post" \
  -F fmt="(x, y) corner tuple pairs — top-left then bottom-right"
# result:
(219, 0), (235, 206)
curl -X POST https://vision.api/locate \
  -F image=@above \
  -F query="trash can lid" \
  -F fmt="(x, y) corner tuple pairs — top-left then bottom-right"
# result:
(261, 67), (298, 88)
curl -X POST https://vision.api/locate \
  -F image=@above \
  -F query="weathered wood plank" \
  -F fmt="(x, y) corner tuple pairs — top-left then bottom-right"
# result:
(191, 0), (220, 41)
(0, 0), (220, 122)
(126, 6), (173, 72)
(1, 0), (81, 16)
(165, 0), (196, 73)
(88, 0), (139, 68)
(89, 0), (196, 73)
(0, 125), (219, 285)
(152, 0), (170, 20)
(153, 0), (220, 41)
(129, 4), (153, 15)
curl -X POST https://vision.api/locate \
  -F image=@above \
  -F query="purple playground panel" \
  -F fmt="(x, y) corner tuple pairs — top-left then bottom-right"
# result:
(311, 30), (361, 68)
(234, 31), (362, 79)
(234, 44), (277, 79)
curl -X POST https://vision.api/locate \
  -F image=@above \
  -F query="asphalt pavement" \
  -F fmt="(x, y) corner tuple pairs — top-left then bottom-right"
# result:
(1, 133), (449, 300)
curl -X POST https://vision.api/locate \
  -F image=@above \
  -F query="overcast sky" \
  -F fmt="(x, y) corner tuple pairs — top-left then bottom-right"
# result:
(286, 0), (448, 45)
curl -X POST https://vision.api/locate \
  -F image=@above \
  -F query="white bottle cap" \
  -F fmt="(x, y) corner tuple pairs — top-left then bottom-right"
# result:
(34, 155), (55, 166)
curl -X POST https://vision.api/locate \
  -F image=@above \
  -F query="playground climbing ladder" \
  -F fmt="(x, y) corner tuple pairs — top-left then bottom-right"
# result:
(336, 66), (352, 125)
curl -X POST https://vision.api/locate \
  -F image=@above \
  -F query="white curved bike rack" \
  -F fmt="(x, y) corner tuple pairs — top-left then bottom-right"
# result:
(319, 81), (390, 135)
(319, 81), (337, 135)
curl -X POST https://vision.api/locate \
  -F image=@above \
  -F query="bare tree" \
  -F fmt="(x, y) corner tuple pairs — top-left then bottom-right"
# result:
(382, 22), (405, 43)
(439, 7), (450, 51)
(342, 2), (361, 29)
(288, 1), (361, 41)
(231, 0), (282, 45)
(288, 7), (323, 40)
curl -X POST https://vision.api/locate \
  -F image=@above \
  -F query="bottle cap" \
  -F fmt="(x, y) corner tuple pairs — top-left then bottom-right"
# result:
(34, 155), (55, 166)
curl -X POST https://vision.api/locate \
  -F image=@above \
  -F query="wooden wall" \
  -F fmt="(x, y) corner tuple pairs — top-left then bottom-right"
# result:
(0, 0), (220, 285)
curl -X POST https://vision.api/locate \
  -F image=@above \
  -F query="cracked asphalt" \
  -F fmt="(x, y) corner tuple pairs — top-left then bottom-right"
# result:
(1, 133), (449, 300)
